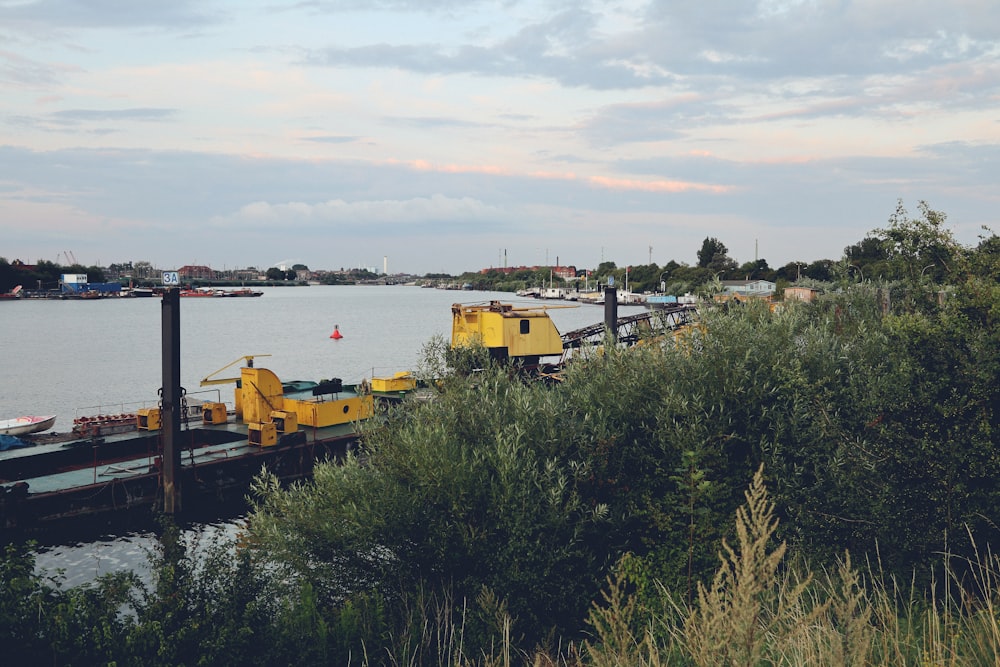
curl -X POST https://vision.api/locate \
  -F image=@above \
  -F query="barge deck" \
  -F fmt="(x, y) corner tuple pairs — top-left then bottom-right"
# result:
(0, 419), (360, 535)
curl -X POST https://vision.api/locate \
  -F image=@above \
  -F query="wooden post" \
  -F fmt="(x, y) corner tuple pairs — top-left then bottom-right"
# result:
(161, 287), (182, 514)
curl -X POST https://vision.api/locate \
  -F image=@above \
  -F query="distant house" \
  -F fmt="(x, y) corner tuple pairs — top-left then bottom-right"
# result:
(479, 264), (577, 279)
(720, 279), (776, 298)
(177, 265), (215, 280)
(784, 286), (821, 302)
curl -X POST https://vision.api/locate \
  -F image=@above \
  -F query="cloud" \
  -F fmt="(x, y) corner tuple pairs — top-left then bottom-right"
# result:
(303, 8), (676, 90)
(291, 0), (1000, 117)
(588, 175), (730, 194)
(4, 107), (178, 134)
(49, 108), (178, 123)
(0, 0), (222, 30)
(0, 48), (78, 87)
(212, 194), (502, 232)
(292, 0), (479, 11)
(301, 135), (362, 144)
(578, 95), (731, 146)
(383, 115), (488, 130)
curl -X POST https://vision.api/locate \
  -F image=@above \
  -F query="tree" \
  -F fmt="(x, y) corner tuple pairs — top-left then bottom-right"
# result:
(968, 229), (1000, 279)
(844, 236), (885, 263)
(697, 237), (726, 268)
(737, 259), (772, 281)
(265, 267), (296, 281)
(876, 200), (960, 283)
(802, 259), (834, 282)
(696, 237), (737, 275)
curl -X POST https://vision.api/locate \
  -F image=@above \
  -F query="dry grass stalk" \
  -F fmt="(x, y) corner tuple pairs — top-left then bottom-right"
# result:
(678, 465), (825, 666)
(583, 571), (663, 667)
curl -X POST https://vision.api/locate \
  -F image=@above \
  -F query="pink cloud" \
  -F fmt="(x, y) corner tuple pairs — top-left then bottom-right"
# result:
(588, 175), (731, 193)
(389, 158), (728, 193)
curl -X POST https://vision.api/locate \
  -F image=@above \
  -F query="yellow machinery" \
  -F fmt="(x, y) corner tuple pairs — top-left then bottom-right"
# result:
(248, 421), (277, 447)
(202, 402), (228, 425)
(240, 366), (374, 431)
(371, 371), (417, 393)
(199, 358), (375, 446)
(137, 407), (161, 431)
(451, 301), (565, 364)
(270, 410), (297, 433)
(200, 354), (271, 420)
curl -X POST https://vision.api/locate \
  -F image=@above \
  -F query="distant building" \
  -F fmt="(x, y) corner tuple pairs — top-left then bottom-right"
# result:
(720, 279), (776, 297)
(479, 264), (577, 279)
(784, 286), (821, 302)
(177, 265), (215, 280)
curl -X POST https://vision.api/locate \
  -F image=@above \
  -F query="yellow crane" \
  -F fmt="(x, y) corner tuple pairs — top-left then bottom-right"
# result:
(200, 355), (272, 386)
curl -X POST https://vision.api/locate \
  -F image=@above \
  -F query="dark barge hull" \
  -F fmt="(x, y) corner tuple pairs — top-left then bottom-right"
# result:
(0, 423), (359, 536)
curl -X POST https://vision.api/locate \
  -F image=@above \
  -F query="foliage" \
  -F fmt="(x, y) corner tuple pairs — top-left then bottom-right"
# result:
(587, 468), (1000, 667)
(239, 272), (998, 659)
(697, 237), (729, 269)
(679, 466), (821, 666)
(876, 199), (961, 283)
(0, 540), (138, 665)
(248, 364), (615, 650)
(0, 257), (109, 292)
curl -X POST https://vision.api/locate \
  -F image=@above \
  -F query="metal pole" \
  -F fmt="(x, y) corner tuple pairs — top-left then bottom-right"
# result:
(161, 287), (182, 514)
(604, 287), (618, 342)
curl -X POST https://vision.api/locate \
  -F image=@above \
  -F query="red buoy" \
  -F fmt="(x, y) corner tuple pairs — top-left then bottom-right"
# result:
(330, 324), (343, 340)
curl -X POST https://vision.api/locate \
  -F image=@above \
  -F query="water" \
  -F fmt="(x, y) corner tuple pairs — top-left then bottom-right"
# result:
(1, 286), (636, 426)
(2, 285), (643, 585)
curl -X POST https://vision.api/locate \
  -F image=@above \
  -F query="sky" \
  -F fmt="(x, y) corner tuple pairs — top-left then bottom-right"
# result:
(1, 0), (998, 275)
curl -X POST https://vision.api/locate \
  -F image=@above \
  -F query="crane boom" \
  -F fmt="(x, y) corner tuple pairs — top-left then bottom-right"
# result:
(200, 354), (272, 386)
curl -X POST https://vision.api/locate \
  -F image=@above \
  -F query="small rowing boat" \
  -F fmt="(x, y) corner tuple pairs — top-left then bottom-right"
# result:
(0, 415), (56, 436)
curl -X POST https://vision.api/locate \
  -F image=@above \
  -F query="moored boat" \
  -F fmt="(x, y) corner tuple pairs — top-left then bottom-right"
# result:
(0, 285), (23, 300)
(645, 294), (678, 310)
(0, 359), (391, 535)
(217, 288), (263, 297)
(179, 288), (216, 297)
(0, 415), (56, 436)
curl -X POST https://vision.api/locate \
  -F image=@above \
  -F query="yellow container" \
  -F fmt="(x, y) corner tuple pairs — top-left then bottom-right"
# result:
(371, 371), (417, 393)
(249, 421), (277, 447)
(270, 410), (298, 433)
(137, 407), (161, 431)
(289, 394), (374, 428)
(202, 402), (228, 425)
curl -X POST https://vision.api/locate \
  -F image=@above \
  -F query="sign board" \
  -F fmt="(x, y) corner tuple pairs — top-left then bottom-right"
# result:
(162, 271), (180, 286)
(608, 276), (615, 287)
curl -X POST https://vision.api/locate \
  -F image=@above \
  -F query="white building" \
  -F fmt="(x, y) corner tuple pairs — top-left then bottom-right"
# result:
(720, 279), (776, 297)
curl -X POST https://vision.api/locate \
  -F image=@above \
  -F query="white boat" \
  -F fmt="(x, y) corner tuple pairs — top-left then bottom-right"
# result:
(0, 415), (57, 436)
(616, 291), (646, 305)
(575, 291), (605, 305)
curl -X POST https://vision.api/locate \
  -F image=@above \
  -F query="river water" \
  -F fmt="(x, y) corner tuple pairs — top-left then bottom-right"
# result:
(1, 285), (643, 585)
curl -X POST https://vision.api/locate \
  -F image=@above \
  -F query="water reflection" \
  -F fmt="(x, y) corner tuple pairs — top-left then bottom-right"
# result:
(34, 517), (245, 588)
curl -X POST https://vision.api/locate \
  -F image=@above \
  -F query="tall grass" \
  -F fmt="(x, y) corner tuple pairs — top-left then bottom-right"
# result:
(578, 466), (1000, 667)
(443, 466), (1000, 666)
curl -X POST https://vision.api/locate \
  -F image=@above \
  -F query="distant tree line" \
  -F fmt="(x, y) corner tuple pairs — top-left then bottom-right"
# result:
(460, 200), (999, 295)
(0, 258), (106, 293)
